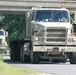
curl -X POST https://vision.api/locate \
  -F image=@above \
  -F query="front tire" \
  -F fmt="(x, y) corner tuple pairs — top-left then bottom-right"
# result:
(10, 41), (20, 61)
(32, 52), (39, 64)
(70, 52), (76, 64)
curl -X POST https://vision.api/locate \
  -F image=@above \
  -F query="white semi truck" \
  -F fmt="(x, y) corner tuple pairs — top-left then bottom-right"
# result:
(0, 28), (8, 53)
(9, 5), (76, 64)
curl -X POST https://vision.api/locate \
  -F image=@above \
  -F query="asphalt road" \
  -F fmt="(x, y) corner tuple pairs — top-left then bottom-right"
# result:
(2, 55), (76, 75)
(0, 0), (44, 1)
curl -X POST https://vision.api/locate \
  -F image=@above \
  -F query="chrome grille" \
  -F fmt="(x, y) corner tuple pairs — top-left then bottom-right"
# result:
(46, 27), (67, 43)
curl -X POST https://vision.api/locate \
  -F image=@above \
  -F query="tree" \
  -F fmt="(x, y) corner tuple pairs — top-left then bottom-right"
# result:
(1, 14), (26, 41)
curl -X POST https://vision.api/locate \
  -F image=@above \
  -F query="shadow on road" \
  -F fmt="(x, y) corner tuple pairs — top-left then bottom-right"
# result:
(3, 55), (70, 65)
(3, 55), (26, 65)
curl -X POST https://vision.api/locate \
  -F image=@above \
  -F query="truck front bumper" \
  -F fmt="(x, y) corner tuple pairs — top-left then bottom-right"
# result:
(33, 45), (76, 52)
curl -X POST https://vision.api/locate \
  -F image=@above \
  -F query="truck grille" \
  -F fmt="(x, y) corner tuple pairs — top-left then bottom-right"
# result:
(46, 27), (67, 44)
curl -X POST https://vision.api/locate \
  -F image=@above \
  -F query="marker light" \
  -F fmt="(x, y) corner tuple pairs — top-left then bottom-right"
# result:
(61, 4), (65, 8)
(35, 33), (38, 36)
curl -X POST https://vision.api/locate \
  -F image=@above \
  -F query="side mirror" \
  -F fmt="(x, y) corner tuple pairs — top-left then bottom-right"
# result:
(26, 12), (30, 21)
(5, 31), (8, 37)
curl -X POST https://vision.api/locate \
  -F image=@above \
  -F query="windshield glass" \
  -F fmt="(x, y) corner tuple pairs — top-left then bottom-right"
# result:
(0, 31), (4, 36)
(35, 10), (69, 22)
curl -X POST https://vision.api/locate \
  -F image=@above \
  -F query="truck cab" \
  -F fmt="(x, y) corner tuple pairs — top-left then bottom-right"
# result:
(31, 8), (72, 45)
(0, 28), (8, 53)
(25, 6), (76, 64)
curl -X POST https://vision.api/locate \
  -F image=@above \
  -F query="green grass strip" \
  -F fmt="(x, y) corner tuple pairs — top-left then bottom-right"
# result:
(0, 59), (34, 75)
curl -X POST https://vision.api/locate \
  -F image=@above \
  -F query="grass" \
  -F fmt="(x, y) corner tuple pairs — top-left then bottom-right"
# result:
(0, 59), (36, 75)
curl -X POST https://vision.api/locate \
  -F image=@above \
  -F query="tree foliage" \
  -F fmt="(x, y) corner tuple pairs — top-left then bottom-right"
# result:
(1, 14), (26, 41)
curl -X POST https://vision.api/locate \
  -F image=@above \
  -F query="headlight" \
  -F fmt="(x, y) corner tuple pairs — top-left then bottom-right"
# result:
(34, 37), (45, 41)
(34, 37), (39, 41)
(34, 28), (45, 42)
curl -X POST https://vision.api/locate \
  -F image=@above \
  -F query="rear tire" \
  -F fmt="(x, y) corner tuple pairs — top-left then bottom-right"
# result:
(20, 42), (31, 63)
(10, 41), (20, 61)
(70, 52), (76, 64)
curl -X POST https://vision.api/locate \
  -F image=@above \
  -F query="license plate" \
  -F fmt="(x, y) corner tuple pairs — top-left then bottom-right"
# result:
(52, 47), (59, 51)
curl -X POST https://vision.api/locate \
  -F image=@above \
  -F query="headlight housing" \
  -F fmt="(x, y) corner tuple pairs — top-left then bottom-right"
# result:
(34, 28), (45, 42)
(34, 28), (45, 37)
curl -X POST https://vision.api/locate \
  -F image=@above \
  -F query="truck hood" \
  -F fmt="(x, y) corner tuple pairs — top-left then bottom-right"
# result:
(36, 22), (72, 29)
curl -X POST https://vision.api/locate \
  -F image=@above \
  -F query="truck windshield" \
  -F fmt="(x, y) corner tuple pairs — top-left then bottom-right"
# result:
(35, 10), (69, 22)
(0, 31), (4, 36)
